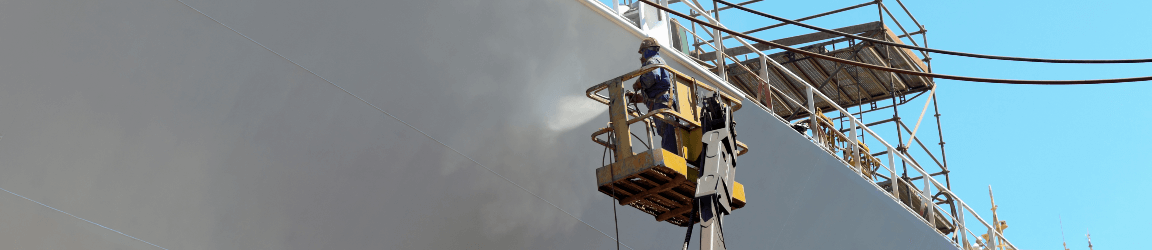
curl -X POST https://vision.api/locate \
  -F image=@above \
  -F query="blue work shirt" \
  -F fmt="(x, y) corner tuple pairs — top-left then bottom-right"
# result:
(637, 48), (679, 153)
(637, 50), (672, 99)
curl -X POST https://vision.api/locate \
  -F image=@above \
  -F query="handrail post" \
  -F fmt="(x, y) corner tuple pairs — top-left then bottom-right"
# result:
(923, 174), (933, 225)
(847, 119), (857, 171)
(888, 145), (898, 198)
(637, 0), (647, 33)
(987, 225), (997, 250)
(989, 186), (1000, 250)
(759, 56), (768, 81)
(759, 56), (769, 106)
(850, 119), (859, 173)
(659, 0), (669, 18)
(612, 0), (620, 14)
(715, 30), (725, 80)
(958, 201), (968, 248)
(806, 87), (818, 146)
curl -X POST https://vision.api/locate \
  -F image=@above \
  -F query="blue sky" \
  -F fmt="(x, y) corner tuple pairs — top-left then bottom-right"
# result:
(624, 0), (1150, 248)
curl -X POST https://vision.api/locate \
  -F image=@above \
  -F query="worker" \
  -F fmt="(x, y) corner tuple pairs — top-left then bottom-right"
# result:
(630, 37), (678, 153)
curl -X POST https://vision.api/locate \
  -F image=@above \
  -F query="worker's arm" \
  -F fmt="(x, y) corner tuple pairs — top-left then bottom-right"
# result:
(632, 74), (649, 103)
(626, 92), (645, 103)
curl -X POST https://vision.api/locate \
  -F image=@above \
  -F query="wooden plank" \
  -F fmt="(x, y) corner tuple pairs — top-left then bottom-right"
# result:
(880, 41), (933, 87)
(631, 174), (662, 188)
(656, 204), (694, 222)
(620, 178), (684, 205)
(603, 183), (635, 196)
(643, 193), (684, 211)
(616, 180), (648, 195)
(881, 27), (929, 72)
(853, 46), (905, 98)
(663, 185), (694, 202)
(698, 21), (881, 61)
(806, 57), (855, 104)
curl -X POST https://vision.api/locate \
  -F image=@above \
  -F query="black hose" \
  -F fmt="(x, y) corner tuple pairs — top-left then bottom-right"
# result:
(604, 131), (621, 250)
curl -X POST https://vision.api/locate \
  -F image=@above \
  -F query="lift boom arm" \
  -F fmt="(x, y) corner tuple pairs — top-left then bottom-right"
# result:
(687, 94), (738, 250)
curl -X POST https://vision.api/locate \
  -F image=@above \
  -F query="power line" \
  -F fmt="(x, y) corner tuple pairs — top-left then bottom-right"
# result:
(0, 187), (170, 250)
(715, 0), (1152, 64)
(642, 0), (1152, 84)
(0, 135), (168, 250)
(170, 1), (636, 249)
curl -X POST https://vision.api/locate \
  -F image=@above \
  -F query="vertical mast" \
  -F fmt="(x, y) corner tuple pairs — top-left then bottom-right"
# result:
(1086, 230), (1093, 250)
(1060, 216), (1069, 250)
(988, 186), (999, 250)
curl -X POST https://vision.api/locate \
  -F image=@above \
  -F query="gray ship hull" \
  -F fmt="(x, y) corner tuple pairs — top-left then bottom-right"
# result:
(0, 0), (954, 249)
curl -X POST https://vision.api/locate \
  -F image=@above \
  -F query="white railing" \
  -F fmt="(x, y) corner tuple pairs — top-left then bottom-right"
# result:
(805, 80), (1016, 250)
(651, 0), (814, 117)
(593, 0), (1014, 249)
(760, 13), (1017, 250)
(667, 20), (809, 116)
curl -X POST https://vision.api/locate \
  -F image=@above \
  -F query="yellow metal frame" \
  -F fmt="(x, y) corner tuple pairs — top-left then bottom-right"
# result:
(586, 65), (747, 159)
(586, 65), (748, 227)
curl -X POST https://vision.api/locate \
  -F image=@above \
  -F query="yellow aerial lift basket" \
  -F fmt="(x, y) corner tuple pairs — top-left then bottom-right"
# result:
(586, 64), (748, 227)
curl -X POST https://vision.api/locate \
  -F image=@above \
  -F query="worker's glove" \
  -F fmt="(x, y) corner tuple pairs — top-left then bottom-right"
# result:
(632, 81), (642, 91)
(626, 92), (645, 103)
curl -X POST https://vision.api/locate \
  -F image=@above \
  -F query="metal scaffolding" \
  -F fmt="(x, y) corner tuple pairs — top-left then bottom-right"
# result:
(616, 0), (1010, 248)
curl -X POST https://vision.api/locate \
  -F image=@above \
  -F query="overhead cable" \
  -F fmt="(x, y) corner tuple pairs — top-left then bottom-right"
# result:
(639, 0), (1152, 84)
(0, 186), (170, 250)
(714, 0), (1152, 64)
(0, 138), (169, 250)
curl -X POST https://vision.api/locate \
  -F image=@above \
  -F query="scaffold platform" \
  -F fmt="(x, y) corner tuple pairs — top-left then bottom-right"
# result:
(721, 23), (934, 119)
